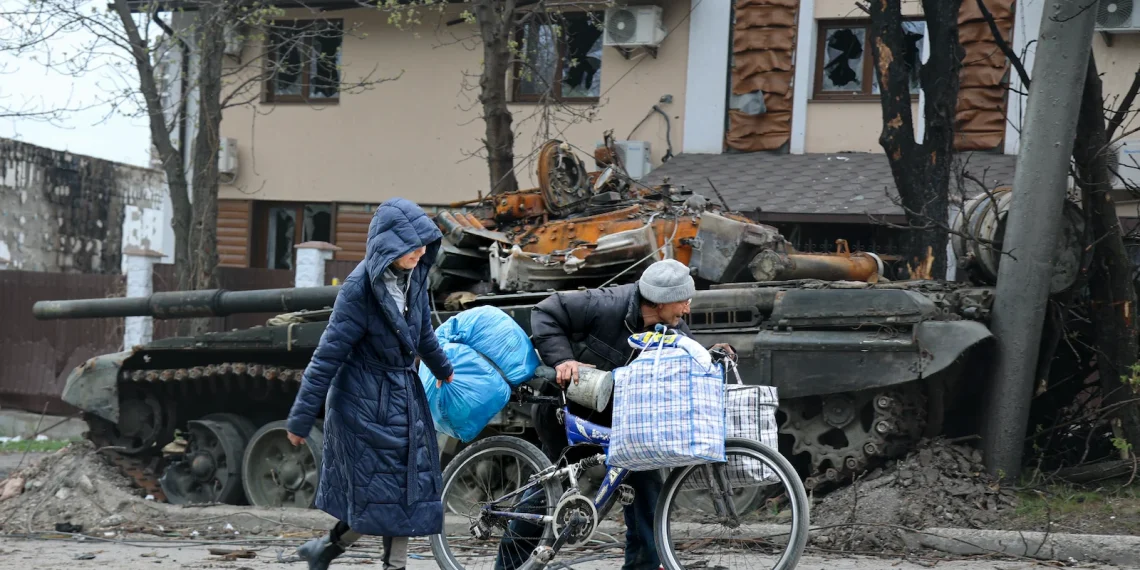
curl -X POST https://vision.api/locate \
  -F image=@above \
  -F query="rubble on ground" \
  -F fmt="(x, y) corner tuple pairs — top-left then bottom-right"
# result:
(0, 440), (149, 532)
(812, 438), (1018, 552)
(0, 441), (335, 538)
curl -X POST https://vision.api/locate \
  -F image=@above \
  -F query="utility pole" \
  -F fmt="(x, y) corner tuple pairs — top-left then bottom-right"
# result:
(981, 0), (1098, 480)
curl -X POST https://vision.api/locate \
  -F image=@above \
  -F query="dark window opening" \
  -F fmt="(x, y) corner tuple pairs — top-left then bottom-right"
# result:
(303, 204), (332, 243)
(514, 11), (604, 103)
(266, 19), (343, 103)
(267, 206), (297, 270)
(814, 19), (925, 100)
(252, 201), (337, 270)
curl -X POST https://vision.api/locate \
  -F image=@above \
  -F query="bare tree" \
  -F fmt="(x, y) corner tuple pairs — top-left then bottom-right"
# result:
(3, 0), (399, 331)
(968, 1), (1140, 459)
(1071, 55), (1140, 456)
(868, 0), (963, 280)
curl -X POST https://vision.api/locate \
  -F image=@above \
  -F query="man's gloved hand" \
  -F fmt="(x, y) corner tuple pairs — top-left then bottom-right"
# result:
(555, 360), (596, 388)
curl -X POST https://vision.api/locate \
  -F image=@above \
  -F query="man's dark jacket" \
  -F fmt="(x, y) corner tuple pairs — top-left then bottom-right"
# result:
(529, 283), (690, 458)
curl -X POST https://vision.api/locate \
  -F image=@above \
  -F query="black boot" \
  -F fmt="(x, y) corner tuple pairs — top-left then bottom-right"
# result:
(296, 535), (346, 570)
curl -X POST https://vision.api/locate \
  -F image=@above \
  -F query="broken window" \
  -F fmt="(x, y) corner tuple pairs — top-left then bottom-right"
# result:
(267, 206), (297, 270)
(815, 19), (925, 99)
(303, 204), (332, 243)
(258, 202), (334, 270)
(515, 11), (603, 102)
(266, 19), (343, 103)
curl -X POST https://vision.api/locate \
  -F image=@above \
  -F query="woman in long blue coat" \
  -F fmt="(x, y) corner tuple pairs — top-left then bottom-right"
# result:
(285, 198), (454, 570)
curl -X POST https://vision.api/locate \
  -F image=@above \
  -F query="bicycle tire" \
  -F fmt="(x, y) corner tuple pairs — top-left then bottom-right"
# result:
(430, 435), (565, 570)
(654, 437), (810, 570)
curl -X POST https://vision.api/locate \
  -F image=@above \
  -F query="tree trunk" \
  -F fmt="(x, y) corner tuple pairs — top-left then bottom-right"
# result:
(111, 0), (194, 310)
(868, 0), (962, 280)
(1072, 55), (1140, 455)
(473, 0), (519, 195)
(182, 0), (226, 334)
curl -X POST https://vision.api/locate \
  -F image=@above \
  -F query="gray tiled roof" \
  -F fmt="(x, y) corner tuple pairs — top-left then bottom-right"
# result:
(641, 152), (1019, 217)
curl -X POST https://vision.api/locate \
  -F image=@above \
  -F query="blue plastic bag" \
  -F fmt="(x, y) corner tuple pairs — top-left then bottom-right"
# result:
(420, 342), (511, 442)
(433, 305), (540, 386)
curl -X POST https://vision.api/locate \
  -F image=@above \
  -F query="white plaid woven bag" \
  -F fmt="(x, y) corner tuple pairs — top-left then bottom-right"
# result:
(681, 359), (780, 490)
(607, 330), (726, 471)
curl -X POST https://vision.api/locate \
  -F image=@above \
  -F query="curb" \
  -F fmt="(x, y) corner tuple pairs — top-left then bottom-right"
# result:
(902, 527), (1140, 567)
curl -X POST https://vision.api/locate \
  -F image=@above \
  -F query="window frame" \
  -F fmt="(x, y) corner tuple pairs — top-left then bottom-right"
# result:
(263, 18), (344, 105)
(511, 10), (604, 104)
(250, 201), (337, 269)
(812, 18), (924, 101)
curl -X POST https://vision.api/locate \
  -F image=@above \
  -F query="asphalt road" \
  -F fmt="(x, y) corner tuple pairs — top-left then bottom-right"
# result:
(0, 537), (1135, 570)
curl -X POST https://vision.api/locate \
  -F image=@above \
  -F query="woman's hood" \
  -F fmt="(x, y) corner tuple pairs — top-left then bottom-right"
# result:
(365, 198), (443, 280)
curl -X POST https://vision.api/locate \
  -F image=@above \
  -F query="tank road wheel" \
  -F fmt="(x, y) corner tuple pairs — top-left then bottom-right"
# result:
(780, 384), (927, 490)
(241, 420), (324, 509)
(87, 391), (176, 455)
(160, 415), (252, 504)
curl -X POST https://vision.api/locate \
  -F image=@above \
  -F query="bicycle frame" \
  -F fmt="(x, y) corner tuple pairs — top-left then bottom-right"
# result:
(476, 342), (743, 545)
(478, 402), (631, 527)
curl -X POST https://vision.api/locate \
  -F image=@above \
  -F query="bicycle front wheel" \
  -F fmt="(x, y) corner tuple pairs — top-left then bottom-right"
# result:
(430, 435), (564, 570)
(654, 437), (810, 570)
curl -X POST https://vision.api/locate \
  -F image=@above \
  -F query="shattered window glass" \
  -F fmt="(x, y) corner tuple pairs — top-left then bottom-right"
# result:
(268, 19), (343, 102)
(267, 207), (296, 270)
(310, 22), (342, 99)
(516, 11), (603, 101)
(518, 23), (558, 97)
(872, 21), (926, 95)
(561, 13), (603, 99)
(821, 27), (865, 92)
(303, 204), (332, 243)
(272, 27), (304, 97)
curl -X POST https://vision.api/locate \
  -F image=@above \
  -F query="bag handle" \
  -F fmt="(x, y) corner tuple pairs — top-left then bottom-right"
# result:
(725, 358), (743, 385)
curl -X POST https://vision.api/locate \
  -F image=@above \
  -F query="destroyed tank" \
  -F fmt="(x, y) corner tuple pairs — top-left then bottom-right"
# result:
(30, 138), (1084, 507)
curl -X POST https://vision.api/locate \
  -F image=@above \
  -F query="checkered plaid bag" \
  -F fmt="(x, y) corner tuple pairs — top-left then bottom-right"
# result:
(607, 330), (726, 471)
(681, 361), (780, 491)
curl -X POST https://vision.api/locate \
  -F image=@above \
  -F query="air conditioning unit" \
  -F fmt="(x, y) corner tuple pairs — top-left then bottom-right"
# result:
(1115, 140), (1140, 189)
(218, 138), (239, 180)
(596, 140), (653, 180)
(1095, 0), (1140, 31)
(603, 6), (666, 48)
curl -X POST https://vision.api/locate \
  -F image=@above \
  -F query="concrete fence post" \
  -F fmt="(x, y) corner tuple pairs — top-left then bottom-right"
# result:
(295, 242), (341, 288)
(122, 247), (164, 349)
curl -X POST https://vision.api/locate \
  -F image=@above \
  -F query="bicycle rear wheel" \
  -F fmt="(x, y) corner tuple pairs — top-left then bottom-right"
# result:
(430, 436), (565, 570)
(654, 437), (810, 570)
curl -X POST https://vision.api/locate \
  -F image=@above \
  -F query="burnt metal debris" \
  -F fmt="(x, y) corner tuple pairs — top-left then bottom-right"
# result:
(31, 136), (1078, 506)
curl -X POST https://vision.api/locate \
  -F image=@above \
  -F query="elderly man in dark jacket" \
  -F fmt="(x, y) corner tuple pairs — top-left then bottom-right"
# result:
(285, 198), (454, 570)
(496, 259), (733, 570)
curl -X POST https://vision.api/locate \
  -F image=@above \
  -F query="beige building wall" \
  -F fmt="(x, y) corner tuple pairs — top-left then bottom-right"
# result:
(218, 1), (689, 206)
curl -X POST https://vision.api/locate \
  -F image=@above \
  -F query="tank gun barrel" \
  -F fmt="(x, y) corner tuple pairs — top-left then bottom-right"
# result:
(33, 286), (342, 320)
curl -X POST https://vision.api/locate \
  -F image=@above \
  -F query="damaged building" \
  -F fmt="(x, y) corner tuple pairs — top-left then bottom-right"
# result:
(0, 138), (169, 274)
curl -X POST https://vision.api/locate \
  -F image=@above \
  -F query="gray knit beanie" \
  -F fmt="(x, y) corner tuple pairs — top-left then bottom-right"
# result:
(638, 259), (696, 304)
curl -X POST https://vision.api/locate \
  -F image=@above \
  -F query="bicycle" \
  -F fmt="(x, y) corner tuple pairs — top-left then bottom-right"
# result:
(429, 351), (810, 570)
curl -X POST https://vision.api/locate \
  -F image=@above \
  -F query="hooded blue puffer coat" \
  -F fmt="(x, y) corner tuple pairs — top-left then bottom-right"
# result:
(285, 198), (454, 537)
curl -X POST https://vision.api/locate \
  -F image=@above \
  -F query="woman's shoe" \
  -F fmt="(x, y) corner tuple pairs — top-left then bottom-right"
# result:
(296, 535), (346, 570)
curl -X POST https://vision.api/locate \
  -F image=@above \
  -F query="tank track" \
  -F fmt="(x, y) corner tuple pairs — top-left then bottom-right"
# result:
(85, 363), (305, 503)
(93, 362), (928, 500)
(781, 383), (927, 490)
